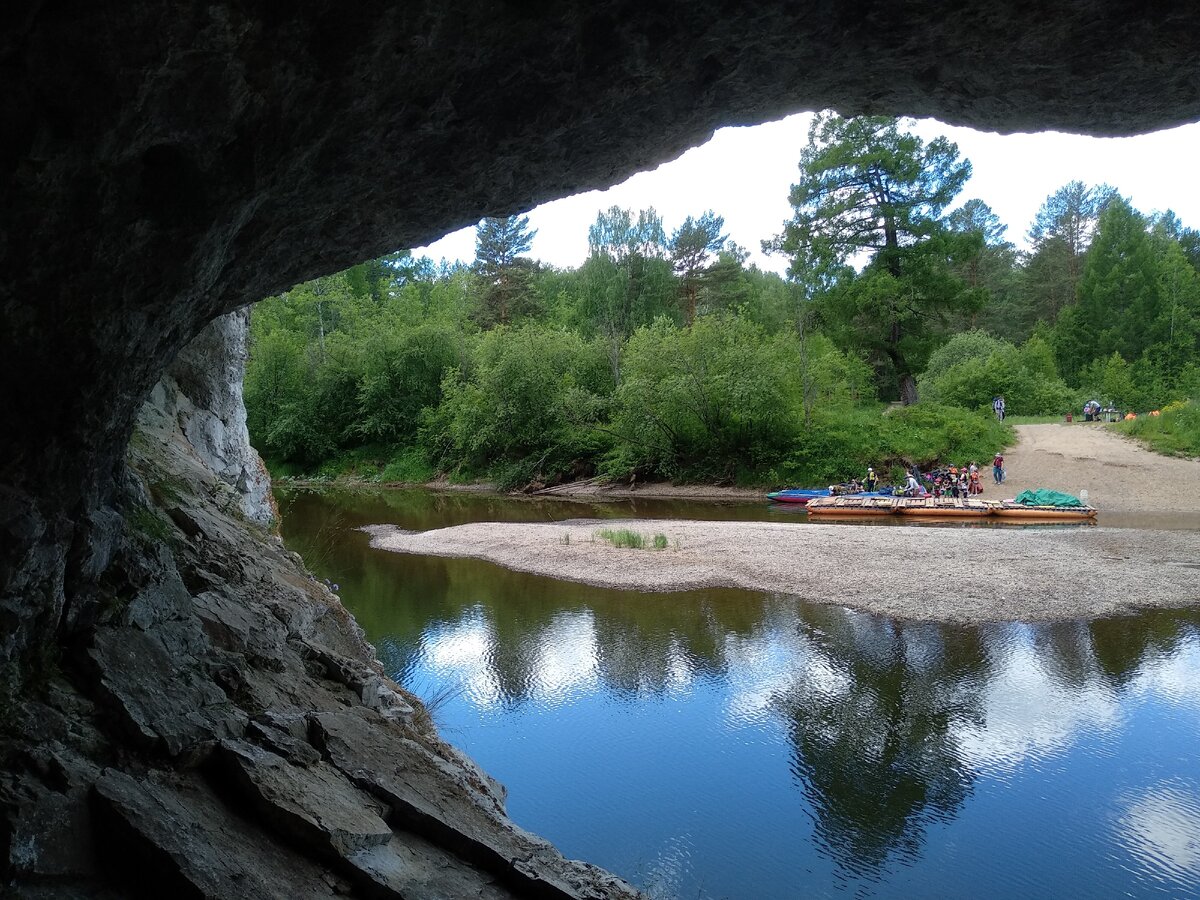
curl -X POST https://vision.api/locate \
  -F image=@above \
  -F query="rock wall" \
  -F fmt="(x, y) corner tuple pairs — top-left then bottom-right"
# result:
(0, 319), (641, 898)
(145, 309), (275, 528)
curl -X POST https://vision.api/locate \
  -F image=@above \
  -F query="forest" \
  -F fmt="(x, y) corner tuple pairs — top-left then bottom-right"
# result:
(244, 114), (1200, 488)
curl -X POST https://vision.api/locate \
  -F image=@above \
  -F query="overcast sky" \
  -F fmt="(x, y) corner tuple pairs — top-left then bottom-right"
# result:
(415, 112), (1200, 275)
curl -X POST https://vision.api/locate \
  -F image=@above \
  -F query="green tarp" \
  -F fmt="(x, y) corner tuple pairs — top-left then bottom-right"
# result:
(1014, 489), (1084, 507)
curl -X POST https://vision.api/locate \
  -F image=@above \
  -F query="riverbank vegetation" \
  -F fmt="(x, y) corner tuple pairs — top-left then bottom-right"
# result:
(245, 114), (1200, 488)
(1115, 400), (1200, 457)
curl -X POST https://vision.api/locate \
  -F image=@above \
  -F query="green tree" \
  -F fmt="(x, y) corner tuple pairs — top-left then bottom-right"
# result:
(768, 114), (980, 404)
(582, 207), (675, 382)
(588, 206), (666, 261)
(946, 199), (1024, 338)
(669, 211), (727, 324)
(1049, 199), (1200, 405)
(474, 215), (538, 326)
(1022, 181), (1118, 323)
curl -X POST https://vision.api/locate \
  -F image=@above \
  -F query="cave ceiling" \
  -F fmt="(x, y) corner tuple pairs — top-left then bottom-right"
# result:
(1, 0), (1198, 509)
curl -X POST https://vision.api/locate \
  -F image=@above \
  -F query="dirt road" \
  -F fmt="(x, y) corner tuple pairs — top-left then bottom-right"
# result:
(999, 423), (1200, 512)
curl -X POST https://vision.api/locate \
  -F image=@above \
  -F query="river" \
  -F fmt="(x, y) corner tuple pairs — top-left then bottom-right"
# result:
(277, 485), (1200, 899)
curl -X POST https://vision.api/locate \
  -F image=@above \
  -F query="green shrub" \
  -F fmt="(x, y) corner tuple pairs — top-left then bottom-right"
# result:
(652, 533), (669, 550)
(596, 528), (646, 549)
(421, 323), (615, 488)
(919, 331), (1076, 416)
(774, 404), (1010, 486)
(1115, 399), (1200, 456)
(605, 315), (804, 481)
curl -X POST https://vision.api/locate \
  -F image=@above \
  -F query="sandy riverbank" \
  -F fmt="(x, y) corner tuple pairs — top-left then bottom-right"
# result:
(999, 423), (1200, 512)
(364, 518), (1200, 624)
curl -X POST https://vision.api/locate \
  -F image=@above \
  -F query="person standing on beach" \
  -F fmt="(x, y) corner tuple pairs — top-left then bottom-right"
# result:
(993, 452), (1005, 484)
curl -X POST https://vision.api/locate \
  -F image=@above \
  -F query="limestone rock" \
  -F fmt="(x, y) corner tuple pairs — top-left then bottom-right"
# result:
(92, 768), (348, 898)
(214, 740), (394, 861)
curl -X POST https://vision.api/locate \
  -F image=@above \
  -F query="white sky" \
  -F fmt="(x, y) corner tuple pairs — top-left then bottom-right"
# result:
(415, 112), (1200, 276)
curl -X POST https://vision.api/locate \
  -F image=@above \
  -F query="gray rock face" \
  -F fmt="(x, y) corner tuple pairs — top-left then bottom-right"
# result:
(1, 357), (643, 897)
(154, 308), (276, 528)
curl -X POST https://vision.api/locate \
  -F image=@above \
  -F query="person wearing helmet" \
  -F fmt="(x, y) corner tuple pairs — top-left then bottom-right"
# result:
(864, 467), (879, 491)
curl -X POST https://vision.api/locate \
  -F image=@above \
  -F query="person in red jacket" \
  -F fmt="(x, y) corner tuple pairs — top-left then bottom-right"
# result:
(992, 452), (1005, 484)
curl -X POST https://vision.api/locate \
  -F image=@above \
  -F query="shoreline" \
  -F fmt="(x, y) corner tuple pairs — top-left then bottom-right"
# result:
(363, 518), (1200, 625)
(274, 475), (767, 501)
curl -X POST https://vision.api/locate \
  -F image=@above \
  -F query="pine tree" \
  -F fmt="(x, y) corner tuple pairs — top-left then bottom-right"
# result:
(767, 114), (980, 404)
(474, 215), (537, 326)
(669, 211), (727, 324)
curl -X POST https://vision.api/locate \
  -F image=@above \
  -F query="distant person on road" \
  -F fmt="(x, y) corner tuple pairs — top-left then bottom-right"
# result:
(992, 452), (1005, 484)
(993, 396), (1006, 421)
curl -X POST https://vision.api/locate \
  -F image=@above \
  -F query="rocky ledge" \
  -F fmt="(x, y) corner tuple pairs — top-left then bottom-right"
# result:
(0, 315), (639, 898)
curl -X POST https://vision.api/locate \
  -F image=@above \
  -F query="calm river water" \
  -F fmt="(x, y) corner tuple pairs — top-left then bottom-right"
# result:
(277, 486), (1200, 899)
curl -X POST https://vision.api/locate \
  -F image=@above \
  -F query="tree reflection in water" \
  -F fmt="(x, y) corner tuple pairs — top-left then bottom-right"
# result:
(772, 606), (989, 875)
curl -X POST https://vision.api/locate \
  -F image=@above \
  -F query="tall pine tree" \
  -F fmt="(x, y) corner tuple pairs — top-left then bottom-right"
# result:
(767, 114), (981, 404)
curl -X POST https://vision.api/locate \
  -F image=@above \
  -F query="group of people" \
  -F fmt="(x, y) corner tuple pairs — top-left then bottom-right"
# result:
(842, 451), (1008, 498)
(922, 463), (984, 498)
(895, 452), (1007, 498)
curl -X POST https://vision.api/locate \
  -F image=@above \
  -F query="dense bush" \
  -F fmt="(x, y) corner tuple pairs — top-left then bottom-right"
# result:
(423, 323), (614, 487)
(776, 404), (1011, 486)
(919, 331), (1076, 415)
(604, 316), (805, 481)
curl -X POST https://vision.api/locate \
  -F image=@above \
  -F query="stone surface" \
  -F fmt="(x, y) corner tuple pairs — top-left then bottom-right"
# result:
(92, 769), (348, 899)
(156, 309), (276, 529)
(0, 327), (641, 897)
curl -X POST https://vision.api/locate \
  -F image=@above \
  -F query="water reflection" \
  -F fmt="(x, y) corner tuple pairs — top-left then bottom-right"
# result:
(1117, 781), (1200, 889)
(278, 487), (1200, 899)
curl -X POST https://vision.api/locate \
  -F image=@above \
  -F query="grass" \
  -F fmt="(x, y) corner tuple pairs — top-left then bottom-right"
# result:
(595, 528), (674, 550)
(597, 528), (646, 549)
(265, 444), (436, 484)
(379, 446), (435, 483)
(1114, 399), (1200, 457)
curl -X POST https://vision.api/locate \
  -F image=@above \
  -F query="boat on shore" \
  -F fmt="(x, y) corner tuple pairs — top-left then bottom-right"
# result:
(894, 497), (992, 518)
(991, 501), (1098, 521)
(805, 496), (899, 517)
(805, 495), (1098, 522)
(768, 488), (894, 505)
(766, 488), (829, 504)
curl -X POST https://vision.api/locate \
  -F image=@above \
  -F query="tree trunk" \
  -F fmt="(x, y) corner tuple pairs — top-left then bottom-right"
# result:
(899, 372), (919, 405)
